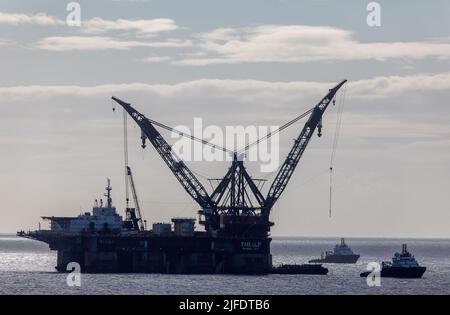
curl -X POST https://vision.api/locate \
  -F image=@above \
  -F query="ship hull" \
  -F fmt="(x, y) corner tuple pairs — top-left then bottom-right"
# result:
(309, 254), (360, 264)
(21, 231), (272, 274)
(271, 264), (328, 275)
(360, 266), (426, 279)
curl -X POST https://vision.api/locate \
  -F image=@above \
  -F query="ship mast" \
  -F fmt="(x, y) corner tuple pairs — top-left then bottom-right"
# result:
(105, 178), (112, 208)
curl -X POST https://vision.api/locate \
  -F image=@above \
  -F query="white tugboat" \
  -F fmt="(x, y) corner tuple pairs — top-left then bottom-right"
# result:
(309, 238), (360, 264)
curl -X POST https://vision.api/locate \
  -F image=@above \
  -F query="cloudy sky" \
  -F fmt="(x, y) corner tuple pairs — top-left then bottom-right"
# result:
(1, 0), (449, 238)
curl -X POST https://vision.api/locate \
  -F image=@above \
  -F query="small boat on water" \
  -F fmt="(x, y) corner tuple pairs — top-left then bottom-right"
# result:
(360, 244), (426, 279)
(271, 264), (328, 275)
(309, 238), (360, 264)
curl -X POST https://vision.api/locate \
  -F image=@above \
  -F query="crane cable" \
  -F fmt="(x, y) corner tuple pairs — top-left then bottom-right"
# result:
(123, 109), (130, 208)
(143, 107), (315, 157)
(112, 101), (131, 208)
(145, 117), (234, 155)
(237, 108), (314, 155)
(329, 83), (347, 217)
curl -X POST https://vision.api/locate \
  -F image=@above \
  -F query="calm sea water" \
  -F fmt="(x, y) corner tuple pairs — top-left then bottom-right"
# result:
(0, 235), (449, 295)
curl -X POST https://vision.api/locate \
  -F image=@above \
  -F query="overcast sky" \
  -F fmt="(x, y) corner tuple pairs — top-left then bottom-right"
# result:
(0, 0), (449, 238)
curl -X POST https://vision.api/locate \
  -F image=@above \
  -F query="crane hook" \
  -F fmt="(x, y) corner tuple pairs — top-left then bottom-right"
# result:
(317, 118), (323, 137)
(141, 130), (147, 148)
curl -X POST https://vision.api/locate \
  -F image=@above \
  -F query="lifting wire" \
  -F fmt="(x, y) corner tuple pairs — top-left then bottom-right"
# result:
(134, 106), (316, 195)
(329, 83), (347, 217)
(144, 117), (234, 155)
(123, 109), (130, 208)
(117, 101), (319, 194)
(237, 108), (314, 155)
(112, 103), (130, 209)
(145, 107), (315, 157)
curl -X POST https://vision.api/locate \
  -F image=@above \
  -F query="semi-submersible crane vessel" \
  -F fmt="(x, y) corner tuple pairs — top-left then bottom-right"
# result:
(18, 80), (347, 274)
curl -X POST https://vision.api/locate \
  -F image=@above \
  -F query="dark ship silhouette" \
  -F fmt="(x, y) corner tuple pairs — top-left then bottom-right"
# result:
(360, 244), (426, 279)
(271, 264), (328, 275)
(309, 238), (360, 264)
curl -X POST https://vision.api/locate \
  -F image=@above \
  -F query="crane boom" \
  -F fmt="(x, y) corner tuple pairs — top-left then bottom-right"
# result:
(126, 166), (144, 231)
(263, 80), (347, 215)
(111, 97), (214, 210)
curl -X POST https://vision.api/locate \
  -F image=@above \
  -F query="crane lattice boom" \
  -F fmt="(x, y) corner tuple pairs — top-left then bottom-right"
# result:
(263, 80), (347, 214)
(112, 97), (214, 211)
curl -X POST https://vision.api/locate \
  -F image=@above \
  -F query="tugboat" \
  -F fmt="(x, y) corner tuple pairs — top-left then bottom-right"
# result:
(360, 244), (426, 279)
(271, 264), (328, 275)
(309, 238), (360, 264)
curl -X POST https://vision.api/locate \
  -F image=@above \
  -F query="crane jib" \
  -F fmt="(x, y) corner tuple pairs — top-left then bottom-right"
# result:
(111, 97), (214, 210)
(263, 80), (347, 214)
